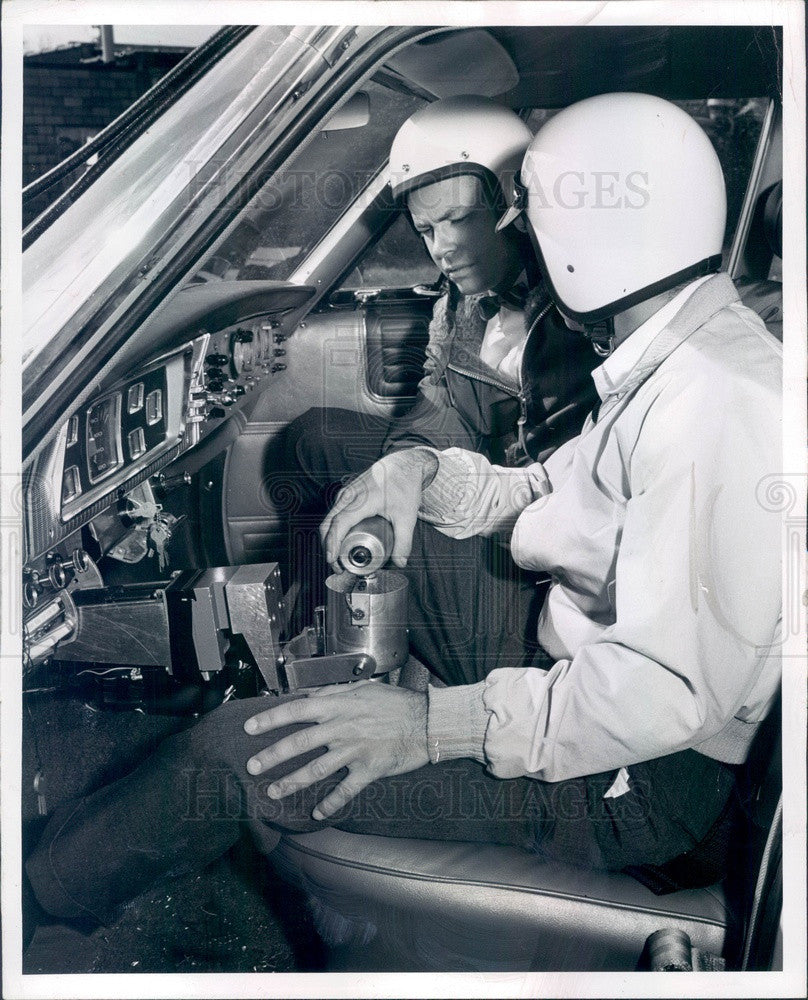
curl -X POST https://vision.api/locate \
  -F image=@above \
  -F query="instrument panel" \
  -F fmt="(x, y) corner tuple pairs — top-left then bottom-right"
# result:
(63, 367), (168, 504)
(58, 349), (191, 523)
(25, 312), (291, 562)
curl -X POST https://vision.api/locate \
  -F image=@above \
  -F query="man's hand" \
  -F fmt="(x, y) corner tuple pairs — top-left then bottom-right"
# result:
(244, 682), (429, 821)
(320, 449), (437, 569)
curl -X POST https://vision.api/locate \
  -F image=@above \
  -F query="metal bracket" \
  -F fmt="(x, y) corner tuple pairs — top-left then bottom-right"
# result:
(283, 652), (376, 690)
(224, 564), (284, 690)
(346, 587), (371, 624)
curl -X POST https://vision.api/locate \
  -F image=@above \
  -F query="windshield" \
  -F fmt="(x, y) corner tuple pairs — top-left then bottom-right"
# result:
(192, 80), (424, 283)
(22, 27), (292, 369)
(194, 92), (768, 290)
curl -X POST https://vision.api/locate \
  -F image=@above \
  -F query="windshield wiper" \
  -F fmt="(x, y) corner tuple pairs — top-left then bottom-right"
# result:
(22, 25), (256, 250)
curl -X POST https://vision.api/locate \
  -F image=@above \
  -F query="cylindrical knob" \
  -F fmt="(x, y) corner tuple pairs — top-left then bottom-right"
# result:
(647, 929), (694, 972)
(72, 549), (90, 573)
(338, 516), (394, 576)
(46, 550), (86, 586)
(206, 378), (224, 392)
(23, 579), (41, 609)
(153, 471), (192, 493)
(48, 549), (79, 590)
(234, 329), (253, 343)
(231, 384), (246, 397)
(206, 406), (226, 420)
(206, 353), (229, 367)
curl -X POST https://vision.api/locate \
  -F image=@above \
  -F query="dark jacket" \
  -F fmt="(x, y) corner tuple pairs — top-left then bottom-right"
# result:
(383, 283), (600, 465)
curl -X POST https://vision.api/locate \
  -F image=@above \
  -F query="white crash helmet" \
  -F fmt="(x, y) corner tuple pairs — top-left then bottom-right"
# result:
(499, 92), (726, 324)
(388, 96), (533, 209)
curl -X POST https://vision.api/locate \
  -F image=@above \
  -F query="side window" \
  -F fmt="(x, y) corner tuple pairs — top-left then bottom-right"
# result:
(337, 212), (440, 290)
(674, 98), (770, 261)
(193, 81), (426, 283)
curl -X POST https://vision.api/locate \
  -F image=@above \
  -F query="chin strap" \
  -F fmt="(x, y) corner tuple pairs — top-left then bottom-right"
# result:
(584, 317), (615, 357)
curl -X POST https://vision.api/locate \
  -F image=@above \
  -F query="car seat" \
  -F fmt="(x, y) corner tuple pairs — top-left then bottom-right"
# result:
(270, 669), (781, 972)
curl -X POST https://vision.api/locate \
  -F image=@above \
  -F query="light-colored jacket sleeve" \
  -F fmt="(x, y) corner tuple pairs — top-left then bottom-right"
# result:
(418, 447), (552, 538)
(428, 356), (782, 782)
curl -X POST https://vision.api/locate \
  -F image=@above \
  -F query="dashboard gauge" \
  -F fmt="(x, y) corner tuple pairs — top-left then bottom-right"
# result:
(85, 395), (123, 483)
(62, 465), (81, 503)
(254, 325), (270, 362)
(231, 337), (254, 375)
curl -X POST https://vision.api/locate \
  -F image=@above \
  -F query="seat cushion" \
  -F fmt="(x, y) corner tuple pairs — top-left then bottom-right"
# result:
(272, 828), (736, 972)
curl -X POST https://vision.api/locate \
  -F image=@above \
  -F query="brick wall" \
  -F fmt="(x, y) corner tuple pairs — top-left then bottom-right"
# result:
(23, 44), (189, 224)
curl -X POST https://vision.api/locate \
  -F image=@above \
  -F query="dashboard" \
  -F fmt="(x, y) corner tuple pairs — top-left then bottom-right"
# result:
(23, 280), (316, 571)
(22, 281), (317, 671)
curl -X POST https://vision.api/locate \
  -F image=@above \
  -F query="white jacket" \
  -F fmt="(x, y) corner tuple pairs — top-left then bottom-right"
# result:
(421, 274), (783, 783)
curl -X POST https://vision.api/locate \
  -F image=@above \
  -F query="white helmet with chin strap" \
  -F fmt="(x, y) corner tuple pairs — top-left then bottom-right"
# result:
(498, 92), (726, 351)
(388, 96), (533, 210)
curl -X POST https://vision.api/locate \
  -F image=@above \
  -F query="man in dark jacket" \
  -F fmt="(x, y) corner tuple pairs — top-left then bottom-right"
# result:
(281, 98), (598, 602)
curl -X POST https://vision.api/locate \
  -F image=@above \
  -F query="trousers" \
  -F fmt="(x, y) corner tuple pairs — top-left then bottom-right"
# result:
(26, 407), (738, 923)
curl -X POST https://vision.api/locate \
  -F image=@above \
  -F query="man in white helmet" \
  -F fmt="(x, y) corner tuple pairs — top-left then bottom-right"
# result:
(278, 97), (598, 627)
(311, 92), (781, 867)
(26, 95), (781, 924)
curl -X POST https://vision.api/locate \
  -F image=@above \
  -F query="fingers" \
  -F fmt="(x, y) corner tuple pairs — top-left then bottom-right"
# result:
(246, 720), (334, 776)
(320, 482), (377, 566)
(312, 773), (370, 822)
(265, 747), (351, 800)
(389, 506), (419, 567)
(244, 694), (319, 737)
(305, 679), (374, 699)
(319, 486), (355, 554)
(322, 508), (370, 567)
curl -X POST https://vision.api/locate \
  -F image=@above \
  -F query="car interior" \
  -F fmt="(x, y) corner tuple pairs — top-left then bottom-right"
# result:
(20, 24), (784, 973)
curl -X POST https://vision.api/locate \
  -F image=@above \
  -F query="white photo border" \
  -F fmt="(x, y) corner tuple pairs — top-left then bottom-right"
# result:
(2, 2), (805, 998)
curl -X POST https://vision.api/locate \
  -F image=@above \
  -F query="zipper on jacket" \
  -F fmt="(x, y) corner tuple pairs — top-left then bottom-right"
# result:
(517, 301), (553, 458)
(445, 362), (517, 396)
(443, 370), (456, 407)
(445, 299), (554, 440)
(515, 300), (553, 447)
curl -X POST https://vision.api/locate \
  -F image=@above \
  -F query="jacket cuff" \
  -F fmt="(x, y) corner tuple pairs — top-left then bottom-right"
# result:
(420, 448), (477, 517)
(427, 681), (489, 764)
